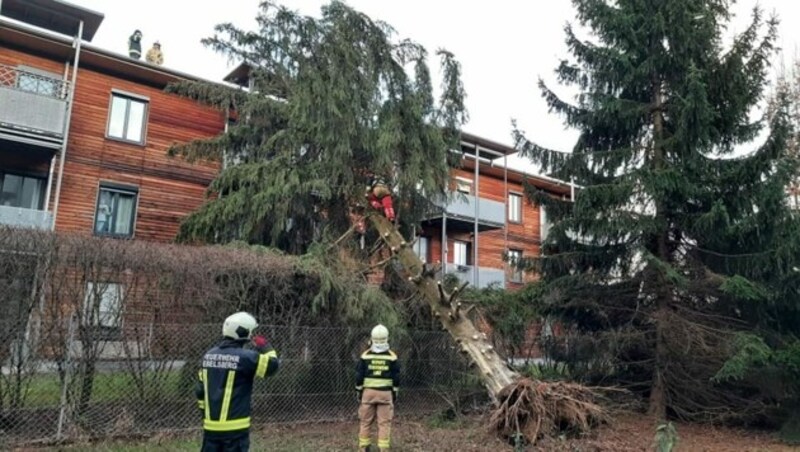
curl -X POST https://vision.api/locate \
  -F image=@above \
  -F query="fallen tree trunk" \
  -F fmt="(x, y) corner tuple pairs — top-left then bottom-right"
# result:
(367, 213), (607, 444)
(368, 214), (518, 394)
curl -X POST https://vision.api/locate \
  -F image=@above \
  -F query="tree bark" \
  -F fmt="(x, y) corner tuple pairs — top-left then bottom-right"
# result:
(648, 78), (669, 420)
(367, 214), (519, 396)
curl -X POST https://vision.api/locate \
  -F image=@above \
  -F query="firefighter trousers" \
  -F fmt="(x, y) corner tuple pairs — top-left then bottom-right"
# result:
(201, 431), (250, 452)
(358, 388), (394, 450)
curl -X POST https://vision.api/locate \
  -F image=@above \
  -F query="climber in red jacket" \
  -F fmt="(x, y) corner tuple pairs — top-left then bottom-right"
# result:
(366, 177), (395, 221)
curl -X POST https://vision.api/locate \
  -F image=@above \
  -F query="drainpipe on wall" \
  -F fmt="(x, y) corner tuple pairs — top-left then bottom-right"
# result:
(51, 19), (83, 230)
(43, 64), (72, 213)
(441, 211), (447, 278)
(570, 176), (575, 202)
(43, 157), (56, 212)
(25, 19), (83, 384)
(503, 153), (508, 285)
(473, 145), (480, 288)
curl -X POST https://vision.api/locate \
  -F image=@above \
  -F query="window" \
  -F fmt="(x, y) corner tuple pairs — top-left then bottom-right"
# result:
(0, 272), (36, 322)
(222, 117), (243, 169)
(94, 185), (138, 238)
(83, 282), (123, 328)
(542, 316), (555, 338)
(540, 205), (549, 242)
(509, 193), (522, 223)
(0, 173), (45, 210)
(414, 236), (430, 263)
(453, 240), (470, 266)
(107, 92), (148, 143)
(455, 177), (472, 194)
(508, 249), (523, 283)
(16, 66), (58, 97)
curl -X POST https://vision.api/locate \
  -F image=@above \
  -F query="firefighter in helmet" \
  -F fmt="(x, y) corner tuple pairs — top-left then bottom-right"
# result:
(356, 324), (400, 451)
(128, 29), (142, 59)
(146, 40), (164, 65)
(196, 312), (280, 451)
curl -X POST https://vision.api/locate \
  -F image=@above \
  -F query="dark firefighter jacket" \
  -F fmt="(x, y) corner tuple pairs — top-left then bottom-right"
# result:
(355, 349), (400, 394)
(195, 338), (279, 434)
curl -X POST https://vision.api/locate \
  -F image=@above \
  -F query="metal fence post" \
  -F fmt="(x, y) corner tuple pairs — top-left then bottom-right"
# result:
(56, 314), (77, 441)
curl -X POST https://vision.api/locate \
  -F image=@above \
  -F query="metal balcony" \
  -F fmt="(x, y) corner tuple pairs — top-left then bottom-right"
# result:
(442, 263), (506, 289)
(0, 206), (53, 230)
(0, 64), (69, 150)
(425, 192), (506, 232)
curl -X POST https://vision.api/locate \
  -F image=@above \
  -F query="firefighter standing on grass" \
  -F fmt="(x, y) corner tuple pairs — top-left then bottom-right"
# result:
(356, 324), (400, 451)
(196, 312), (280, 452)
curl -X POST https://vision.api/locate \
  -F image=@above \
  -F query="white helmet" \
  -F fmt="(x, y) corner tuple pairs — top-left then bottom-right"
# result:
(222, 312), (258, 340)
(371, 324), (389, 345)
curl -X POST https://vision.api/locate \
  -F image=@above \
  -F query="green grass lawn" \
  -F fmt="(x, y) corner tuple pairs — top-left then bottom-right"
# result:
(15, 370), (185, 408)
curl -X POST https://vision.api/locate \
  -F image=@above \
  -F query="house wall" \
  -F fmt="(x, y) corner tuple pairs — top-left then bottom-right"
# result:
(421, 165), (548, 289)
(0, 46), (225, 242)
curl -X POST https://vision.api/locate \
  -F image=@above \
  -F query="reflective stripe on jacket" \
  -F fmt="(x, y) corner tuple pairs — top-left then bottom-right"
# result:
(195, 338), (279, 433)
(355, 349), (400, 392)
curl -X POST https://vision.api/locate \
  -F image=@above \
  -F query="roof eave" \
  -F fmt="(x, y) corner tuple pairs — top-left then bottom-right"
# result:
(0, 16), (233, 89)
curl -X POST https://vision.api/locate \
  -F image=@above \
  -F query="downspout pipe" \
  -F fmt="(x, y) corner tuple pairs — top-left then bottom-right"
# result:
(570, 176), (575, 202)
(504, 153), (508, 286)
(473, 146), (479, 288)
(51, 19), (83, 230)
(43, 64), (72, 213)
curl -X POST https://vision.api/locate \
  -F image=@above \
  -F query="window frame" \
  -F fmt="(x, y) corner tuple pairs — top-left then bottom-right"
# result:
(540, 205), (549, 243)
(0, 170), (47, 210)
(105, 90), (150, 145)
(453, 240), (471, 267)
(454, 177), (473, 195)
(507, 249), (523, 283)
(508, 192), (523, 223)
(414, 236), (430, 263)
(93, 182), (139, 239)
(83, 281), (124, 337)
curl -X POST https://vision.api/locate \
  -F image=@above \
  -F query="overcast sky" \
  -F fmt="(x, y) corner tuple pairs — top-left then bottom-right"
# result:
(70, 0), (800, 172)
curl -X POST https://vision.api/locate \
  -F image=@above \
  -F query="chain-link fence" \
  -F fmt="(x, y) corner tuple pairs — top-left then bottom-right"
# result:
(0, 318), (483, 448)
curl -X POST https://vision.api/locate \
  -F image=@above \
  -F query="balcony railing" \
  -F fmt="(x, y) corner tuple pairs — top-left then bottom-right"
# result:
(428, 191), (505, 228)
(0, 206), (53, 230)
(0, 64), (69, 139)
(442, 263), (505, 289)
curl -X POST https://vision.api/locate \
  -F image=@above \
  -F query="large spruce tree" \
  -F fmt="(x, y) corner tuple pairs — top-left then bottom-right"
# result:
(166, 1), (466, 253)
(515, 0), (798, 420)
(709, 59), (800, 437)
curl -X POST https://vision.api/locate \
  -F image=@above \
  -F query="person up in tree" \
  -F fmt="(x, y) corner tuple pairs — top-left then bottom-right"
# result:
(366, 177), (395, 222)
(128, 30), (142, 59)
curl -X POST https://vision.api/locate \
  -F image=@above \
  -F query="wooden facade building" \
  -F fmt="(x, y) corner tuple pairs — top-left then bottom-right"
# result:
(0, 0), (224, 243)
(416, 133), (573, 290)
(0, 0), (573, 350)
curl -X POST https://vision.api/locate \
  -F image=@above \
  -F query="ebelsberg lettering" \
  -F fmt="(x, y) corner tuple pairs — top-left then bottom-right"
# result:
(203, 353), (241, 369)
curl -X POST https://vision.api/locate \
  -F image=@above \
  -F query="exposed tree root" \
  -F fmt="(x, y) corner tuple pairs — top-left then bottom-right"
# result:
(489, 378), (608, 445)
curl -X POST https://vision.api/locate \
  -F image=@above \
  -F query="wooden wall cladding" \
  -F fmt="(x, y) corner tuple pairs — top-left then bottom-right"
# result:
(0, 46), (225, 242)
(422, 167), (546, 289)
